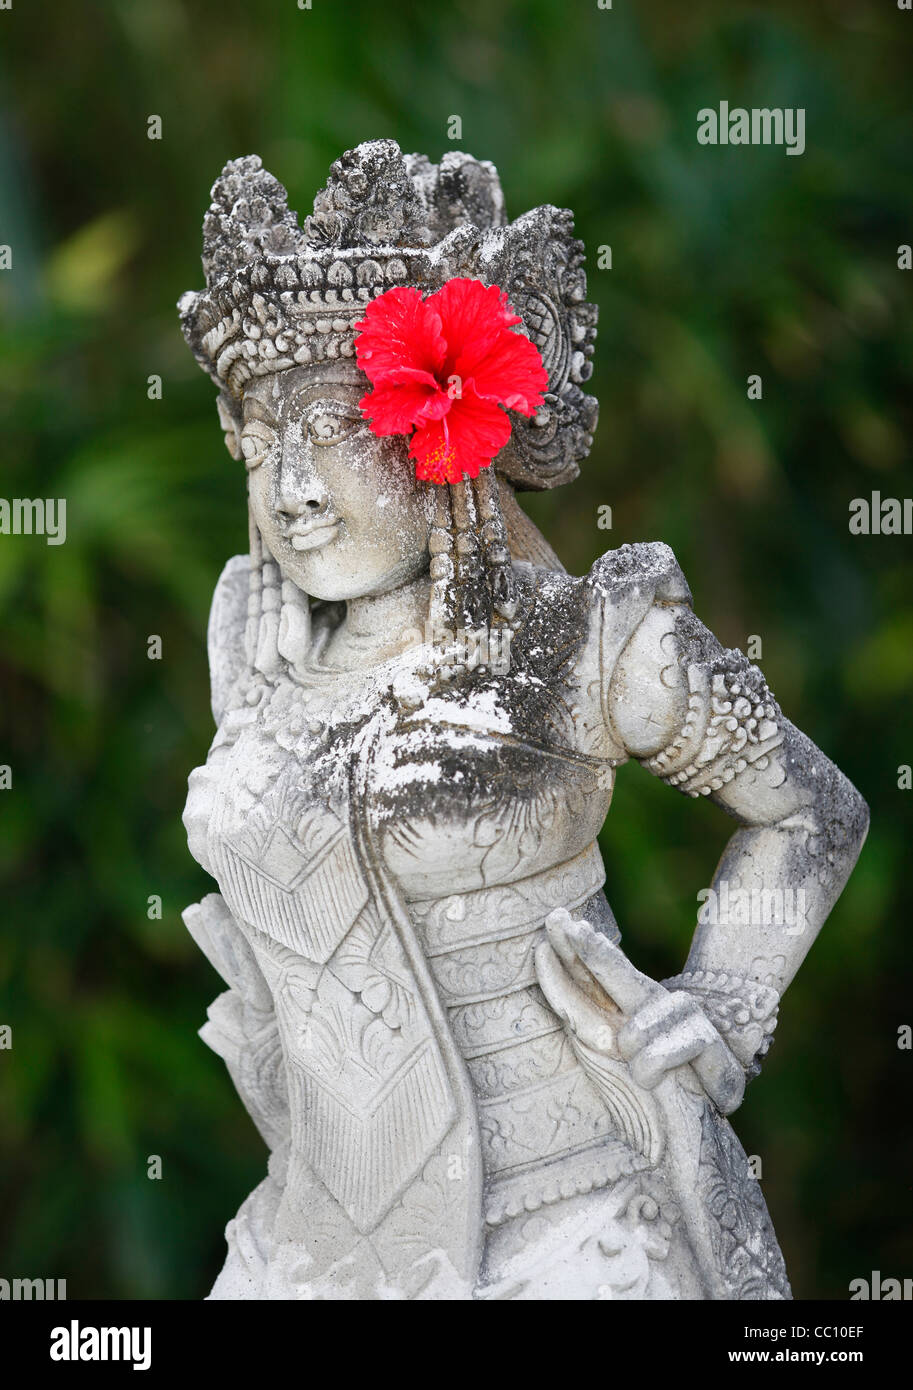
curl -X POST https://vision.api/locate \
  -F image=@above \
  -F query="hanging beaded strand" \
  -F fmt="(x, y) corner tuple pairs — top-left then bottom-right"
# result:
(424, 468), (519, 679)
(428, 482), (458, 641)
(244, 499), (265, 679)
(246, 492), (282, 680)
(472, 467), (517, 621)
(448, 477), (489, 634)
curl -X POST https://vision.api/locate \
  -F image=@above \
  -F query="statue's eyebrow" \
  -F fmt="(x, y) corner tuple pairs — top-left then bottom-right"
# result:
(296, 383), (362, 408)
(242, 395), (279, 426)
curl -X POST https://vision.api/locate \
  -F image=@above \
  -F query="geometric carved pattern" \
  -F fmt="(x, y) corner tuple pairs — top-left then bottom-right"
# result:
(275, 915), (458, 1234)
(214, 829), (367, 963)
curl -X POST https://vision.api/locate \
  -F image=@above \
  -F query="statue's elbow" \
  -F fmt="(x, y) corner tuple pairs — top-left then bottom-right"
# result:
(852, 783), (870, 853)
(834, 771), (870, 863)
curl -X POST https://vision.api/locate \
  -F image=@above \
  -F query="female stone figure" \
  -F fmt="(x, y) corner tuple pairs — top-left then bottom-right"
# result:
(178, 140), (868, 1300)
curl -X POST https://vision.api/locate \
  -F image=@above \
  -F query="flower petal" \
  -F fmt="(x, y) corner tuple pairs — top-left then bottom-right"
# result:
(354, 286), (447, 383)
(410, 383), (511, 483)
(456, 328), (548, 416)
(427, 278), (521, 380)
(360, 365), (452, 435)
(381, 367), (453, 421)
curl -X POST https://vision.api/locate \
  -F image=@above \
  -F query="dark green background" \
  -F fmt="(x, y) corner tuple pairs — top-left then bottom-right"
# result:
(1, 0), (911, 1299)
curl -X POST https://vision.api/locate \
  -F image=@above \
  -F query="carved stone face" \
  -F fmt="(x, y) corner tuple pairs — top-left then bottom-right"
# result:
(242, 362), (433, 601)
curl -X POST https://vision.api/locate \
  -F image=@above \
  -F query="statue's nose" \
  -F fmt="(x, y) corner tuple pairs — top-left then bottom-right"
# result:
(277, 490), (327, 522)
(276, 444), (329, 523)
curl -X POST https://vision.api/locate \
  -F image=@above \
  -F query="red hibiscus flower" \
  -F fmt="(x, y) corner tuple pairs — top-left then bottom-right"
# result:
(354, 277), (548, 484)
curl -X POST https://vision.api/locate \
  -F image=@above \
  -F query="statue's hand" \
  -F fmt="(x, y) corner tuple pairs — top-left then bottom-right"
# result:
(536, 911), (745, 1116)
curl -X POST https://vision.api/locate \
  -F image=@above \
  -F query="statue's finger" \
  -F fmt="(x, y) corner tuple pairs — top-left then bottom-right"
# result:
(534, 941), (619, 1053)
(561, 919), (658, 1016)
(616, 989), (705, 1059)
(628, 1017), (716, 1089)
(691, 1040), (746, 1115)
(533, 940), (575, 1026)
(544, 909), (600, 992)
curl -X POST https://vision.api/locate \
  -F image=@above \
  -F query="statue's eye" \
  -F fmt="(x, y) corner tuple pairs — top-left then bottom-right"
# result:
(303, 400), (363, 445)
(239, 420), (277, 470)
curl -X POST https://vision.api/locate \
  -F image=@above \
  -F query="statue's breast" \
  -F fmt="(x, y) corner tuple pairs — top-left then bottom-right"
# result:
(188, 686), (366, 961)
(369, 596), (617, 897)
(211, 786), (368, 963)
(375, 710), (613, 897)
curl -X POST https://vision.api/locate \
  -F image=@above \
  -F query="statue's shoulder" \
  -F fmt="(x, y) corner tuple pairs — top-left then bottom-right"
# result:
(518, 540), (691, 625)
(512, 542), (692, 672)
(584, 540), (692, 606)
(207, 554), (249, 725)
(576, 542), (694, 683)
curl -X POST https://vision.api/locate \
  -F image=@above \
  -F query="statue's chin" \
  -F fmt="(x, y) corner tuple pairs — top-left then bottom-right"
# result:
(283, 550), (428, 604)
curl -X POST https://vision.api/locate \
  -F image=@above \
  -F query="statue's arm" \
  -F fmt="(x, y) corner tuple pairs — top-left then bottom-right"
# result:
(181, 553), (290, 1150)
(183, 894), (290, 1151)
(207, 552), (252, 725)
(605, 598), (870, 1082)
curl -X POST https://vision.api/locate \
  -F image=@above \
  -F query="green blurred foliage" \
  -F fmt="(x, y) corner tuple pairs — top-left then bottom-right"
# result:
(1, 0), (911, 1298)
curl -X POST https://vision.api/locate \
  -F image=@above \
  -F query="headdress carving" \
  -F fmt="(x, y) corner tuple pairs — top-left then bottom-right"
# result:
(179, 139), (598, 490)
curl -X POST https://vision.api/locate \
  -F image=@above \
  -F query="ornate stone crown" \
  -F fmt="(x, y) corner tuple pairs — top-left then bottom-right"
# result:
(179, 139), (598, 489)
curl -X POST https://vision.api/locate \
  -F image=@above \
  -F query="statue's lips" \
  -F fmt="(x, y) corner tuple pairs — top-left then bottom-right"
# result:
(288, 520), (341, 551)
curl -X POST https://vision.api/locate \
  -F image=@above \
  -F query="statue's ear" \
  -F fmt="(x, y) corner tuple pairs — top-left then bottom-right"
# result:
(216, 391), (243, 462)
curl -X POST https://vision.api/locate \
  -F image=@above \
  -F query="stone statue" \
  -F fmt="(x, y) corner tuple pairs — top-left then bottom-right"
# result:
(177, 140), (868, 1300)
